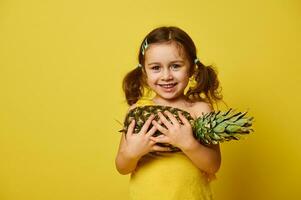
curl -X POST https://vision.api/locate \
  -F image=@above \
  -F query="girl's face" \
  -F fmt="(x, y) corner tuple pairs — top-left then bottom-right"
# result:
(144, 41), (191, 102)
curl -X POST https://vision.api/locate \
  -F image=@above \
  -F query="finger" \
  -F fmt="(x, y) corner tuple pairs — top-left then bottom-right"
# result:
(178, 111), (191, 126)
(151, 145), (172, 152)
(152, 120), (168, 135)
(158, 112), (172, 129)
(151, 134), (165, 139)
(127, 120), (135, 136)
(164, 110), (179, 125)
(150, 135), (169, 144)
(145, 123), (158, 137)
(139, 114), (155, 134)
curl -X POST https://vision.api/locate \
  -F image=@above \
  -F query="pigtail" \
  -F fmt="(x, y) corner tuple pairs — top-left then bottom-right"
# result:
(122, 67), (144, 105)
(186, 61), (223, 107)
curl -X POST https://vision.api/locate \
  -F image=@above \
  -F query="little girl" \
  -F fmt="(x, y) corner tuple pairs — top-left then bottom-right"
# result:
(115, 26), (223, 200)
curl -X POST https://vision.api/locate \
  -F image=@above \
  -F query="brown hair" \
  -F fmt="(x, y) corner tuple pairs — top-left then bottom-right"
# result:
(122, 26), (223, 107)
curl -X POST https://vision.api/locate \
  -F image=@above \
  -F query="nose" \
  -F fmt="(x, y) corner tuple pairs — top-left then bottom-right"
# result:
(161, 68), (173, 80)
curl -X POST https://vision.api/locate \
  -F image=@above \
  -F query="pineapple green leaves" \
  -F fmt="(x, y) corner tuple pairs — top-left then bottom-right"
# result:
(193, 108), (253, 144)
(119, 105), (254, 147)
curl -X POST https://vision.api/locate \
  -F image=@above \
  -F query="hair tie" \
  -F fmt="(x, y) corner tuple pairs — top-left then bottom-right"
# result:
(194, 58), (200, 64)
(141, 38), (149, 55)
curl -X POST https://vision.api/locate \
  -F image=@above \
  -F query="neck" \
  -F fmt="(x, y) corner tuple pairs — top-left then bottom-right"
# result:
(152, 94), (190, 107)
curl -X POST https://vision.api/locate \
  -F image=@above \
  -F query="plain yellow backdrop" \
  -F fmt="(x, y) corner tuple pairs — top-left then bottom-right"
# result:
(0, 0), (300, 199)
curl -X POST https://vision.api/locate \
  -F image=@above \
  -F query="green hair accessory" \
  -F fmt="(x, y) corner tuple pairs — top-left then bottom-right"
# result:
(141, 38), (149, 55)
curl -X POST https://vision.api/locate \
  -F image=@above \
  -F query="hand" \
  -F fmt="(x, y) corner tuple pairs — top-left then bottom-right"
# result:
(123, 114), (172, 159)
(150, 111), (197, 151)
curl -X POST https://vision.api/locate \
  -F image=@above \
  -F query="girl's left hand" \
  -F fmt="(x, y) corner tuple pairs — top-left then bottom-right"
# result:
(150, 111), (197, 151)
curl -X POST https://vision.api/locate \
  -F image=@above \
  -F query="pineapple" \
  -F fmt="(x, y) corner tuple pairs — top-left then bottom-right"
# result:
(119, 105), (254, 152)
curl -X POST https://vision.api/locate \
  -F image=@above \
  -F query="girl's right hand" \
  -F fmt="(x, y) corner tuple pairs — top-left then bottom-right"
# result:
(123, 114), (171, 159)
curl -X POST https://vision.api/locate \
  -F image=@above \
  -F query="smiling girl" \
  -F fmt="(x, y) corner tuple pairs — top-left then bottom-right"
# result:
(115, 26), (223, 200)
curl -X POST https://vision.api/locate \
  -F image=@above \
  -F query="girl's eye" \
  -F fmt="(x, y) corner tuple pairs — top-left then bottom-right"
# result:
(171, 64), (181, 70)
(151, 65), (160, 71)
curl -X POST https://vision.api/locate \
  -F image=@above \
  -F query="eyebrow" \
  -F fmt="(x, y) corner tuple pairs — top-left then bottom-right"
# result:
(147, 60), (184, 65)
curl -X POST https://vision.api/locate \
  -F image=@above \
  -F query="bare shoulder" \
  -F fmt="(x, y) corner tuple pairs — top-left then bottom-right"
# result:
(192, 101), (213, 118)
(127, 103), (137, 112)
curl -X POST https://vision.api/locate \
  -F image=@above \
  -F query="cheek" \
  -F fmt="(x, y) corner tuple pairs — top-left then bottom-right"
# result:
(145, 72), (159, 83)
(146, 77), (157, 86)
(145, 74), (155, 86)
(176, 71), (189, 81)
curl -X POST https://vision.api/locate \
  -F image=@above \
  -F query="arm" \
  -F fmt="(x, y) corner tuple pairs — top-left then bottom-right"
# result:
(182, 102), (221, 174)
(115, 133), (141, 175)
(115, 104), (138, 175)
(181, 139), (221, 174)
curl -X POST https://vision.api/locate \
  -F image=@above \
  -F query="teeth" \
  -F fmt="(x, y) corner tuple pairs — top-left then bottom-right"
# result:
(159, 83), (176, 88)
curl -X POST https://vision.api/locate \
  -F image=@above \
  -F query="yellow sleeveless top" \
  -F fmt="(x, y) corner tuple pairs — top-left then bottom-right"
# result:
(129, 98), (214, 200)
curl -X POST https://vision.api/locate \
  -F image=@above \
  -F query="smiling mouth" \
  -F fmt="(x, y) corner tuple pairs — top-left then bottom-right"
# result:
(158, 83), (177, 88)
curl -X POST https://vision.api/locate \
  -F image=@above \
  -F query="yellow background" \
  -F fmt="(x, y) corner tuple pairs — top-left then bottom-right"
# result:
(0, 0), (300, 199)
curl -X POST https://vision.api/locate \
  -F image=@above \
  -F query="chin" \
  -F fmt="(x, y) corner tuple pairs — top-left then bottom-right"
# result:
(157, 92), (183, 100)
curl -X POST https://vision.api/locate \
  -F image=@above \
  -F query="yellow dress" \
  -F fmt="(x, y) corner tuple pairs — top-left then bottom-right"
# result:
(129, 98), (214, 200)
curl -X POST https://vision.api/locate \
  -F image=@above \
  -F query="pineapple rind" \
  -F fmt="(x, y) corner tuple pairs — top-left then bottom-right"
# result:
(120, 105), (254, 150)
